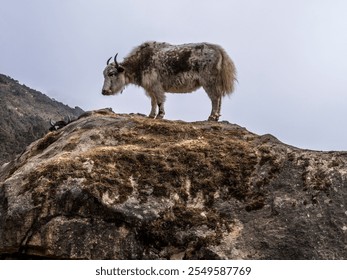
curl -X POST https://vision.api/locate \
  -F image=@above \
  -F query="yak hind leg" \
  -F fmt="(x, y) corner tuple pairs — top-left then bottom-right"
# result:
(207, 95), (222, 122)
(204, 85), (222, 121)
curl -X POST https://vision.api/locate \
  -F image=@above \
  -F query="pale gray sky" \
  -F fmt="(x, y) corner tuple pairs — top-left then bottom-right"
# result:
(1, 0), (347, 151)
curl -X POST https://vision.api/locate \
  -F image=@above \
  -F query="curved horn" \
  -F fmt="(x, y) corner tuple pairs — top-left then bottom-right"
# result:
(106, 57), (112, 65)
(63, 115), (71, 124)
(50, 119), (55, 126)
(114, 53), (119, 68)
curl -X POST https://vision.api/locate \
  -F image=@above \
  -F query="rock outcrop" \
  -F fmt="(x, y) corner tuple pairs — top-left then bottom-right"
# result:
(0, 109), (346, 259)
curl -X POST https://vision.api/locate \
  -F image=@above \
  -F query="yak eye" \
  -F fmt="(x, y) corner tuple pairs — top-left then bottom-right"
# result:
(108, 72), (116, 77)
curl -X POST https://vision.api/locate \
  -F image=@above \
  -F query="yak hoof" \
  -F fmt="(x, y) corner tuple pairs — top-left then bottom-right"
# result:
(208, 115), (219, 122)
(156, 113), (165, 119)
(148, 114), (156, 119)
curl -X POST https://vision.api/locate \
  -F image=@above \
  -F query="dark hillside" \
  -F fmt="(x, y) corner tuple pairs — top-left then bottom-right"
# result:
(0, 74), (83, 164)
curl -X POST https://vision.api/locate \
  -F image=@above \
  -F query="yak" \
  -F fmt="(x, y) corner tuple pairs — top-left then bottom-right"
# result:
(102, 41), (236, 121)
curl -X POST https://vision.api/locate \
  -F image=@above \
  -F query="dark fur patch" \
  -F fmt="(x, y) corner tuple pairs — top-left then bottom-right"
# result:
(125, 43), (155, 85)
(135, 45), (154, 84)
(166, 49), (192, 75)
(194, 44), (205, 51)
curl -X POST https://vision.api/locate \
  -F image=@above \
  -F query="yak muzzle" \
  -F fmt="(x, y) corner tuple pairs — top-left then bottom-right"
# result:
(102, 89), (113, 95)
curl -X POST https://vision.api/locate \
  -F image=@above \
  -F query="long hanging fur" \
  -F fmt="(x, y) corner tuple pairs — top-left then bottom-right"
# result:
(218, 46), (237, 96)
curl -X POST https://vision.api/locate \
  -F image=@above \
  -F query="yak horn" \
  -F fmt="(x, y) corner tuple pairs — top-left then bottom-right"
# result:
(106, 57), (112, 65)
(114, 53), (119, 68)
(64, 115), (72, 124)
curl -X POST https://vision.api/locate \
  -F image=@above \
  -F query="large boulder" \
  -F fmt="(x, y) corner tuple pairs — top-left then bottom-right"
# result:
(0, 109), (346, 259)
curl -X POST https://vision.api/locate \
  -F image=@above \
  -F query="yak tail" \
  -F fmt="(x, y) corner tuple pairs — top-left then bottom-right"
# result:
(217, 46), (237, 96)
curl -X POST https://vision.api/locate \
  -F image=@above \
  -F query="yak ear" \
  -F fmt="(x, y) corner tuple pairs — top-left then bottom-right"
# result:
(117, 66), (125, 73)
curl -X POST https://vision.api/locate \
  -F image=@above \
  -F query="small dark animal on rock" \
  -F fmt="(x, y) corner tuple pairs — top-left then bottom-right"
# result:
(49, 116), (72, 131)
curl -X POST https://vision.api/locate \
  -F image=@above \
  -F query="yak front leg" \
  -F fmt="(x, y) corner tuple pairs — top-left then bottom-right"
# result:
(148, 95), (157, 118)
(155, 92), (166, 119)
(156, 103), (165, 119)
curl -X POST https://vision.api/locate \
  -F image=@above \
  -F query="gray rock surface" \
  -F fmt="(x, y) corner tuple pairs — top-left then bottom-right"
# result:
(0, 109), (346, 259)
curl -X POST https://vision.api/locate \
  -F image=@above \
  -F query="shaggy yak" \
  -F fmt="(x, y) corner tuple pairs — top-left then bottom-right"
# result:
(102, 41), (236, 121)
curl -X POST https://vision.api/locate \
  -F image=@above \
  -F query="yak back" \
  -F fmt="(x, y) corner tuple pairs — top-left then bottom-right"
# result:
(121, 41), (236, 95)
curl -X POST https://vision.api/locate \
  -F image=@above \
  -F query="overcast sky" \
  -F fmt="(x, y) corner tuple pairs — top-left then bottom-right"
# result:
(1, 0), (347, 151)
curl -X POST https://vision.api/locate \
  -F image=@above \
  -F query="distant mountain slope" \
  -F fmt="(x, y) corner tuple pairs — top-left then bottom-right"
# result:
(0, 74), (84, 164)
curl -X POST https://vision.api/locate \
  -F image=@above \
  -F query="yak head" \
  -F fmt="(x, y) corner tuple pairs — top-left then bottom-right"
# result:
(102, 54), (126, 95)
